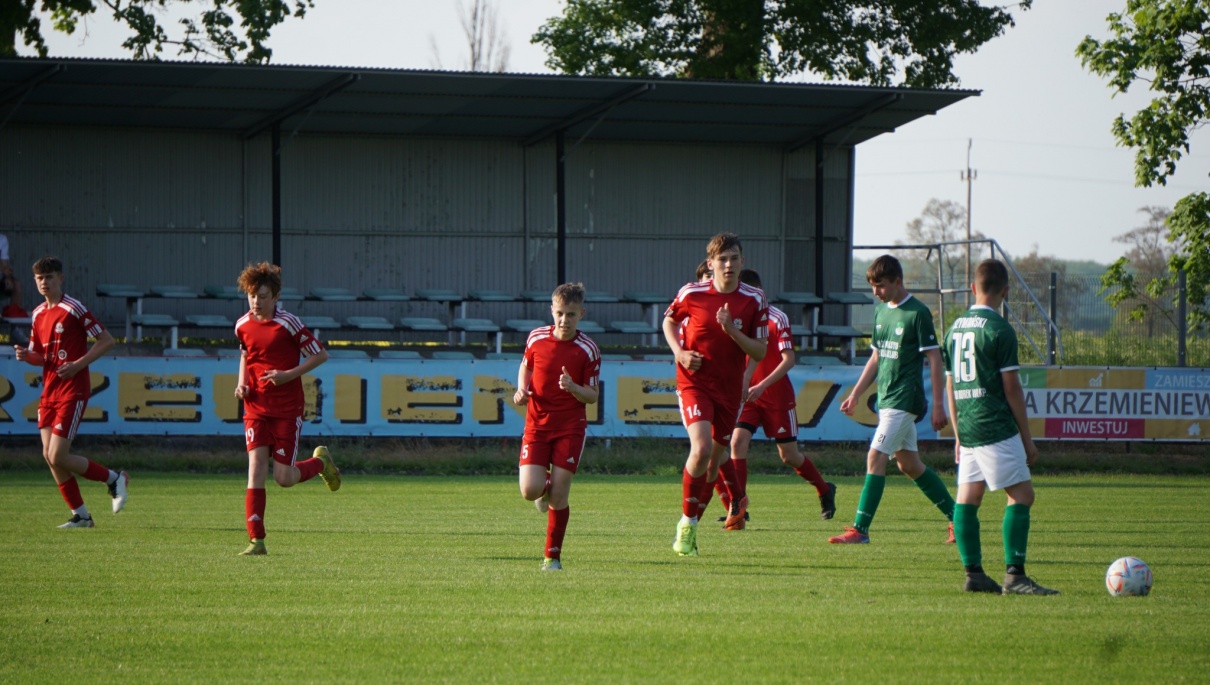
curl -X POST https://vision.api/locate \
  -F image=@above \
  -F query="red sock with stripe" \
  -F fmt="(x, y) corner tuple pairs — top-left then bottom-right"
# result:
(794, 457), (828, 496)
(698, 478), (718, 519)
(82, 460), (111, 483)
(295, 457), (322, 483)
(58, 478), (84, 510)
(546, 506), (569, 559)
(246, 488), (266, 539)
(682, 470), (706, 518)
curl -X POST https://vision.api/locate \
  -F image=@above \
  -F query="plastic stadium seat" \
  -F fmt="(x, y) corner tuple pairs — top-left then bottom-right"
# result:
(451, 318), (500, 333)
(575, 320), (606, 334)
(773, 291), (824, 305)
(301, 316), (342, 330)
(346, 316), (395, 330)
(278, 287), (305, 301)
(363, 288), (411, 301)
(503, 319), (546, 333)
(584, 290), (620, 303)
(610, 320), (658, 335)
(149, 284), (199, 298)
(131, 313), (180, 347)
(825, 291), (875, 306)
(185, 314), (234, 328)
(379, 350), (422, 359)
(400, 317), (448, 332)
(97, 283), (145, 297)
(204, 285), (243, 300)
(519, 289), (552, 302)
(622, 291), (669, 304)
(310, 287), (358, 301)
(415, 289), (464, 302)
(467, 289), (517, 302)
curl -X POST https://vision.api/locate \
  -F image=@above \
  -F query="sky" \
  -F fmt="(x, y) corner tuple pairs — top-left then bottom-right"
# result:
(24, 0), (1210, 265)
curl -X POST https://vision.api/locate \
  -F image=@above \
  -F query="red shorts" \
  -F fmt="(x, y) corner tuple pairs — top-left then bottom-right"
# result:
(677, 387), (740, 444)
(38, 399), (86, 440)
(244, 416), (303, 465)
(737, 398), (799, 443)
(520, 428), (587, 474)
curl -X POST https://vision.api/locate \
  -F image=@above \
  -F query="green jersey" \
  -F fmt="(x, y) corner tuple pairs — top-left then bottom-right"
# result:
(872, 294), (939, 417)
(942, 304), (1021, 447)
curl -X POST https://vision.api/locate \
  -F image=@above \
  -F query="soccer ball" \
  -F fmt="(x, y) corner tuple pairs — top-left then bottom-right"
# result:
(1105, 556), (1153, 596)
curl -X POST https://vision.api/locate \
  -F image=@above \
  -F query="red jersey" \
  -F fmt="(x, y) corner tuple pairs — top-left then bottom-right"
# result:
(665, 281), (767, 402)
(235, 307), (324, 419)
(751, 305), (795, 408)
(28, 295), (106, 402)
(522, 326), (601, 430)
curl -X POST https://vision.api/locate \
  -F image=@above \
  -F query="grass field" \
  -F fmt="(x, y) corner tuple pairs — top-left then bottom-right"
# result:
(2, 472), (1208, 683)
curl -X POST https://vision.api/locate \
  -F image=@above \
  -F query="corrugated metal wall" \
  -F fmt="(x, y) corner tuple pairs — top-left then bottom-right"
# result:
(1, 124), (856, 334)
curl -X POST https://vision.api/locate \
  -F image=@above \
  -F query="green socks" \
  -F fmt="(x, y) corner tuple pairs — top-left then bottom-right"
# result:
(913, 467), (956, 520)
(1004, 503), (1030, 569)
(954, 503), (981, 568)
(853, 474), (886, 534)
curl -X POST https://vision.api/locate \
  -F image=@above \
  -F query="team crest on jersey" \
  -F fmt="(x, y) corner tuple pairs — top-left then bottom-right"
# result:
(58, 350), (67, 360)
(55, 323), (64, 334)
(895, 326), (904, 336)
(733, 318), (743, 329)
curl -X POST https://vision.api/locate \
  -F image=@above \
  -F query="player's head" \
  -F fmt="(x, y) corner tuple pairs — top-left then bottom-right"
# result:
(706, 233), (744, 290)
(739, 268), (761, 289)
(974, 259), (1010, 300)
(238, 262), (282, 320)
(866, 254), (905, 303)
(551, 282), (585, 340)
(32, 256), (64, 300)
(695, 259), (712, 283)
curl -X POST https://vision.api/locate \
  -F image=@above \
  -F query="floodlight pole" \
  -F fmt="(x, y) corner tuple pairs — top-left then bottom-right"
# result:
(960, 139), (977, 308)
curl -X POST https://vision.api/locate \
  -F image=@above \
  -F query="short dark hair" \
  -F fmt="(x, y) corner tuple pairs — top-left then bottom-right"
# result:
(695, 260), (711, 281)
(866, 255), (903, 284)
(739, 268), (761, 288)
(706, 232), (742, 259)
(552, 282), (585, 306)
(975, 259), (1009, 294)
(33, 256), (63, 275)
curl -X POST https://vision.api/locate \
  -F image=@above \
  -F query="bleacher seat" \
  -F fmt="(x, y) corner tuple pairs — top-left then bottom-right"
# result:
(503, 319), (546, 334)
(379, 350), (422, 359)
(814, 324), (868, 360)
(415, 288), (463, 302)
(610, 320), (658, 335)
(185, 314), (234, 328)
(775, 291), (824, 305)
(467, 289), (516, 302)
(278, 287), (305, 301)
(326, 349), (370, 359)
(432, 351), (475, 360)
(825, 291), (875, 306)
(301, 316), (342, 330)
(346, 316), (395, 331)
(585, 291), (620, 303)
(452, 318), (502, 353)
(204, 285), (243, 300)
(310, 287), (358, 301)
(131, 313), (180, 347)
(399, 317), (448, 331)
(576, 320), (606, 334)
(149, 284), (199, 298)
(97, 283), (144, 298)
(519, 289), (552, 302)
(622, 291), (668, 304)
(363, 288), (410, 301)
(163, 347), (208, 357)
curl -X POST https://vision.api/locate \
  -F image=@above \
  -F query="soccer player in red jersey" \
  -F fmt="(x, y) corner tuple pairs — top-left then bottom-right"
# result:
(664, 233), (768, 555)
(730, 269), (837, 521)
(15, 256), (126, 528)
(515, 283), (601, 571)
(233, 262), (340, 556)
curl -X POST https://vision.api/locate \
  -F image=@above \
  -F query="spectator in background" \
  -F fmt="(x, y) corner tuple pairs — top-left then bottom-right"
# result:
(1, 232), (28, 318)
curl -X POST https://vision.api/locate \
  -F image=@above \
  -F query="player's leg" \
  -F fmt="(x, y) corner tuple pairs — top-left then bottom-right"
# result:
(520, 435), (553, 512)
(241, 421), (270, 555)
(890, 416), (956, 540)
(954, 454), (999, 592)
(270, 417), (322, 488)
(542, 454), (578, 571)
(41, 426), (93, 528)
(42, 400), (127, 516)
(775, 440), (836, 520)
(721, 425), (755, 521)
(986, 435), (1056, 595)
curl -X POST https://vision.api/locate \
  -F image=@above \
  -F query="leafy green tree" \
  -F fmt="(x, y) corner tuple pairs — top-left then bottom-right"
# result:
(1078, 0), (1210, 331)
(3, 0), (313, 63)
(533, 0), (1032, 86)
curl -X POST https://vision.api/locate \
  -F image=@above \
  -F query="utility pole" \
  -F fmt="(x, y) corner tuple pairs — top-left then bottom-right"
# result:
(960, 139), (977, 307)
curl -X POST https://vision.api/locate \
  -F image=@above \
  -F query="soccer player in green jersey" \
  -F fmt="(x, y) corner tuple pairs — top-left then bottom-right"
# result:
(829, 255), (956, 544)
(943, 259), (1059, 595)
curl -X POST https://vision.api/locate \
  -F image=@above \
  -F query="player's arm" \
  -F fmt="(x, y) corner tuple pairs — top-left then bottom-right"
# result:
(514, 361), (533, 406)
(925, 347), (948, 431)
(55, 329), (115, 379)
(235, 349), (249, 399)
(559, 365), (599, 405)
(14, 337), (43, 365)
(740, 357), (757, 402)
(717, 304), (766, 361)
(663, 315), (702, 371)
(748, 349), (793, 404)
(839, 348), (879, 416)
(263, 348), (329, 385)
(946, 374), (961, 464)
(1002, 369), (1038, 465)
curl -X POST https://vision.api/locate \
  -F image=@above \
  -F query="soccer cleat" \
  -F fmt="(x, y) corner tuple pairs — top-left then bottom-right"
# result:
(240, 539), (268, 556)
(108, 470), (129, 513)
(819, 482), (837, 520)
(672, 519), (699, 556)
(535, 493), (549, 513)
(58, 514), (94, 529)
(723, 495), (749, 531)
(314, 446), (341, 492)
(964, 572), (1003, 594)
(945, 521), (956, 544)
(716, 511), (749, 523)
(540, 557), (563, 571)
(1002, 574), (1059, 595)
(828, 526), (870, 544)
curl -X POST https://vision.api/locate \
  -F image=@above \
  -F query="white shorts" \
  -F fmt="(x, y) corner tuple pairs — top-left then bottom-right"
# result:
(957, 433), (1031, 491)
(869, 408), (918, 455)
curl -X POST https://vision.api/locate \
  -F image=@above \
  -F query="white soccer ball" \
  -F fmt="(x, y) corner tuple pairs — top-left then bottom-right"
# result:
(1105, 556), (1153, 597)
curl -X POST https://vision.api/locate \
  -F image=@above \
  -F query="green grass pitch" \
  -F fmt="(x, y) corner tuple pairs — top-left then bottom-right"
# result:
(1, 472), (1208, 683)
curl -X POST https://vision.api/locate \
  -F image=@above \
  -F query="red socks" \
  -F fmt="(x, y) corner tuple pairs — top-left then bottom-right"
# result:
(295, 457), (323, 483)
(795, 457), (828, 495)
(733, 459), (748, 499)
(82, 460), (111, 483)
(682, 470), (706, 518)
(58, 478), (84, 509)
(545, 506), (570, 559)
(245, 488), (266, 539)
(698, 478), (717, 519)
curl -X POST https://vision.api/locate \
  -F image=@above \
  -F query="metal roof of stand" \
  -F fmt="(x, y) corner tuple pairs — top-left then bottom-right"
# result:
(0, 58), (975, 147)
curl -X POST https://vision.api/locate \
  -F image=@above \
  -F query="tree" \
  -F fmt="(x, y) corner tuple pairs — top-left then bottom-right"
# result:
(4, 0), (313, 63)
(895, 198), (985, 290)
(431, 0), (511, 72)
(533, 0), (1032, 87)
(1114, 206), (1178, 273)
(1078, 0), (1210, 331)
(1011, 245), (1089, 330)
(1099, 206), (1189, 334)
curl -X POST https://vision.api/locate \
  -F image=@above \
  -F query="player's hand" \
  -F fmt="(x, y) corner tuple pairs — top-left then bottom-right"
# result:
(747, 383), (766, 404)
(234, 385), (248, 399)
(13, 345), (27, 361)
(558, 366), (577, 392)
(260, 369), (288, 385)
(953, 439), (961, 464)
(513, 387), (531, 405)
(839, 394), (857, 417)
(716, 303), (733, 331)
(931, 409), (948, 432)
(56, 359), (82, 379)
(677, 349), (704, 371)
(1023, 437), (1039, 466)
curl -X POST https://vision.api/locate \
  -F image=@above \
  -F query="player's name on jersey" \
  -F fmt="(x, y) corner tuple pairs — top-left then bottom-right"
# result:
(951, 316), (989, 329)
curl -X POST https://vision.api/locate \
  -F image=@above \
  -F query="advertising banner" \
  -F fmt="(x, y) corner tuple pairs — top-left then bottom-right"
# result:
(1, 357), (1206, 441)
